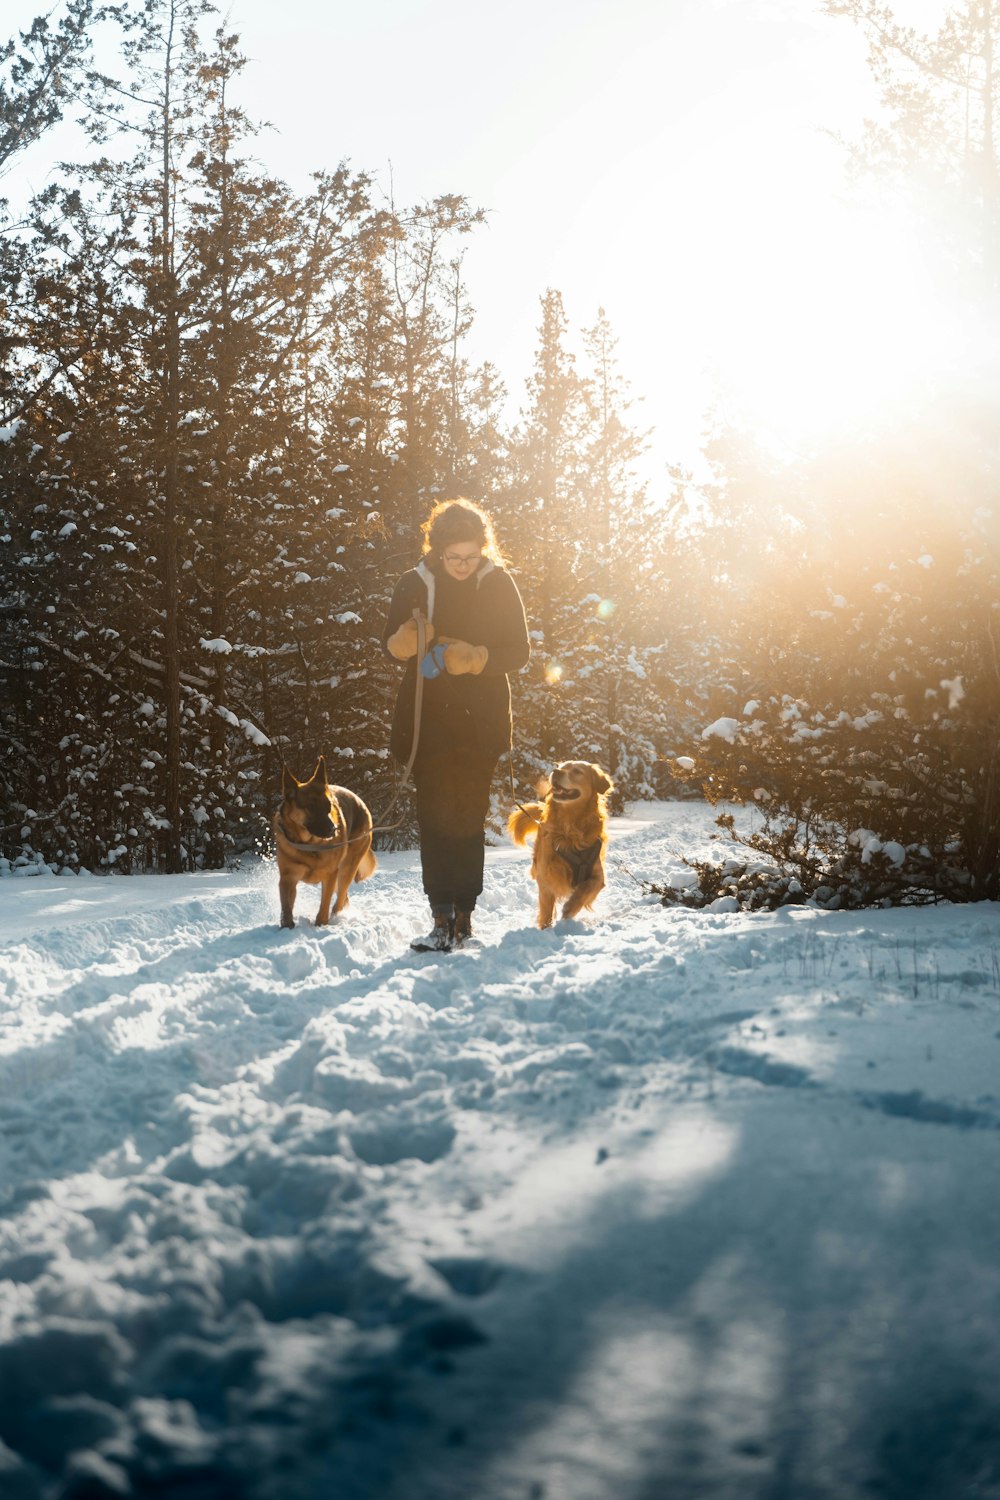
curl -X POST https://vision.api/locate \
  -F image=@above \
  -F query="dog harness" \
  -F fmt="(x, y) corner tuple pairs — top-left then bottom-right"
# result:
(554, 837), (603, 887)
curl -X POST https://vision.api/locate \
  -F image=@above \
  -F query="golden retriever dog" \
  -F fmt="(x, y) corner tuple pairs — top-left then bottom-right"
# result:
(274, 757), (376, 928)
(507, 761), (614, 927)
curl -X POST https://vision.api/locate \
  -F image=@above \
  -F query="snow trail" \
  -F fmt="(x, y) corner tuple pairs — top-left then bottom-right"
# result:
(2, 804), (1000, 1499)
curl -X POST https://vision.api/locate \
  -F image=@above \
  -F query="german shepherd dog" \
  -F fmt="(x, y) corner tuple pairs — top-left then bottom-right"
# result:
(274, 757), (376, 928)
(508, 761), (614, 928)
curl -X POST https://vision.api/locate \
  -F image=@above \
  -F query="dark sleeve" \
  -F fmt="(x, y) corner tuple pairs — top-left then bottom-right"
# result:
(481, 569), (530, 678)
(380, 572), (421, 664)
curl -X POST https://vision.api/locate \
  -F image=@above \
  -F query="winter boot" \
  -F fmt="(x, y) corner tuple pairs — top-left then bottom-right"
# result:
(453, 910), (474, 948)
(410, 910), (455, 953)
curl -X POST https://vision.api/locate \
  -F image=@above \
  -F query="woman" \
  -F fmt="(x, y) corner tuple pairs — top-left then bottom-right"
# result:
(382, 498), (530, 951)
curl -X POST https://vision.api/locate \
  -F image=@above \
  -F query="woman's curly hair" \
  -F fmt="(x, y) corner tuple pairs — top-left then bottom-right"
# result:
(421, 498), (507, 566)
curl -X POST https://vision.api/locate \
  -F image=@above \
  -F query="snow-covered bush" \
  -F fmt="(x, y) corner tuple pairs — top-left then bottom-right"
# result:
(670, 411), (1000, 906)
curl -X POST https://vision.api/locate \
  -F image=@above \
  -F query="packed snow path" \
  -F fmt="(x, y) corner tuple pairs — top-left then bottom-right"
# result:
(1, 804), (1000, 1500)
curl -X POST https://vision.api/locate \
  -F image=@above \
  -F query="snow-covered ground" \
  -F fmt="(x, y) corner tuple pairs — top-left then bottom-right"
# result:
(2, 802), (999, 1500)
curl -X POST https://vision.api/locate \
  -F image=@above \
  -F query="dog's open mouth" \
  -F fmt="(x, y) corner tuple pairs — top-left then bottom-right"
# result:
(550, 785), (582, 802)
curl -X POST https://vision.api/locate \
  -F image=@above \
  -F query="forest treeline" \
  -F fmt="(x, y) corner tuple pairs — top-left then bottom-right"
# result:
(0, 0), (684, 875)
(2, 0), (1000, 907)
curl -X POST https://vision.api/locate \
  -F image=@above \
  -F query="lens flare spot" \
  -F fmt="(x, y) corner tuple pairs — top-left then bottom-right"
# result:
(545, 660), (564, 686)
(596, 598), (616, 621)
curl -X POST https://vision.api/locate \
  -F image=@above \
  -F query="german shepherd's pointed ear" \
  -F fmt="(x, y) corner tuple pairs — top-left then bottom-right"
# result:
(311, 756), (328, 786)
(281, 764), (299, 799)
(592, 765), (614, 795)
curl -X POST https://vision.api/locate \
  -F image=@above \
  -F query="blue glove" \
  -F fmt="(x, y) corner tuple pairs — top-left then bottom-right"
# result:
(420, 643), (448, 679)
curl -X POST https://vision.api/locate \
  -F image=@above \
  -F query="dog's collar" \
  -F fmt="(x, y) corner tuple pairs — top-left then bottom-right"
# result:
(277, 817), (341, 854)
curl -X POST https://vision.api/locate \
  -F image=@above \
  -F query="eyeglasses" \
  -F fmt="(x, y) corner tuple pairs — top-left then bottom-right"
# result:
(442, 552), (483, 568)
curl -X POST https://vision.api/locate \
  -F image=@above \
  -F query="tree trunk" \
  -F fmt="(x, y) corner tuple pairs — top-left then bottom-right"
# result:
(982, 3), (1000, 288)
(206, 68), (236, 867)
(159, 2), (183, 874)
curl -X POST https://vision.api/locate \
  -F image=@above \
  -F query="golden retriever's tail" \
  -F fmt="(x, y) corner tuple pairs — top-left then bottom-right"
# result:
(355, 846), (377, 882)
(507, 803), (544, 846)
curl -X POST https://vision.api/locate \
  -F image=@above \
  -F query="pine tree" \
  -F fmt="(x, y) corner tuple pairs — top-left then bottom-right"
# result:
(574, 307), (666, 797)
(382, 192), (485, 537)
(0, 0), (98, 176)
(177, 26), (382, 859)
(506, 288), (588, 774)
(825, 0), (1000, 285)
(2, 0), (390, 870)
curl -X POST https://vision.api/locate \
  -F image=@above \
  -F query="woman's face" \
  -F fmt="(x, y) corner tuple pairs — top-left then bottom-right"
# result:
(440, 541), (484, 581)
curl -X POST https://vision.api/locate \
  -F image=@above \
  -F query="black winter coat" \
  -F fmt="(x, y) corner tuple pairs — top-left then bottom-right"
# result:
(381, 559), (530, 765)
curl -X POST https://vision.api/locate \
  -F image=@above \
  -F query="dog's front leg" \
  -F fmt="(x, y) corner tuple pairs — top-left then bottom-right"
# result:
(279, 875), (298, 929)
(537, 889), (557, 928)
(560, 872), (605, 922)
(316, 877), (336, 925)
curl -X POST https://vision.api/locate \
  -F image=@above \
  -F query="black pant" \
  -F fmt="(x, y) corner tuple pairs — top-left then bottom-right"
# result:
(413, 741), (498, 913)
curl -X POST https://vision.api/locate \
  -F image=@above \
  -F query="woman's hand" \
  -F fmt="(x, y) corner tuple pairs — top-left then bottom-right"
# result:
(442, 640), (489, 675)
(387, 616), (434, 660)
(420, 640), (489, 678)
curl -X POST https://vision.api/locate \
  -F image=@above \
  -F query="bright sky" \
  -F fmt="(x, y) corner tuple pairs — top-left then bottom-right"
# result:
(6, 0), (980, 478)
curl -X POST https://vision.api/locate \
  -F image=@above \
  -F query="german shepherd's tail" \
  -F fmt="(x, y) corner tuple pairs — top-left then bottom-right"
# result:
(355, 846), (377, 882)
(508, 803), (544, 846)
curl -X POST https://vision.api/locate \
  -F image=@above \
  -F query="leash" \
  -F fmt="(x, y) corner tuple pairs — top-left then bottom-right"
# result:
(508, 749), (543, 829)
(277, 609), (428, 853)
(364, 606), (427, 836)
